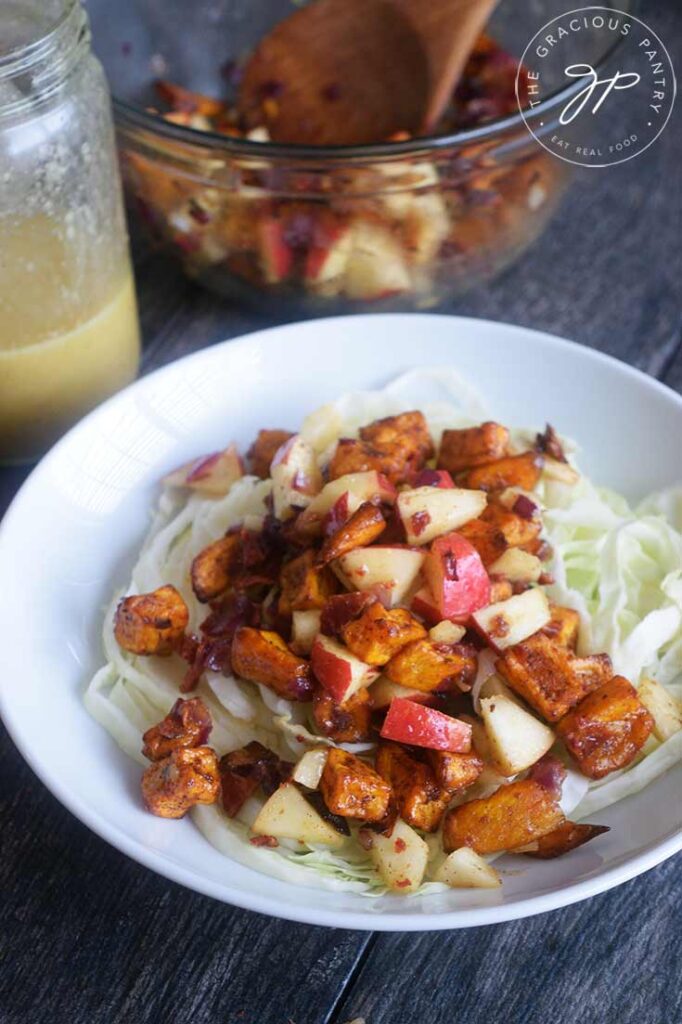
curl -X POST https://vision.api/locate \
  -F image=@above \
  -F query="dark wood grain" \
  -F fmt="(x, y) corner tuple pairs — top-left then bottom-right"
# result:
(1, 4), (680, 1022)
(329, 855), (682, 1024)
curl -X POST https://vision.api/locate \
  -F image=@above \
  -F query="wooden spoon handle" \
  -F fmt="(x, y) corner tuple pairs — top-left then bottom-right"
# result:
(394, 0), (501, 133)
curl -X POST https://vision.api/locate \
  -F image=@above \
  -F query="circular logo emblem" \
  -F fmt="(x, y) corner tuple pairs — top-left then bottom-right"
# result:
(515, 7), (676, 168)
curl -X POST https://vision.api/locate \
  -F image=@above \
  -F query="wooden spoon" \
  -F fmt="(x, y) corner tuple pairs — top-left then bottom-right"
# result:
(237, 0), (500, 146)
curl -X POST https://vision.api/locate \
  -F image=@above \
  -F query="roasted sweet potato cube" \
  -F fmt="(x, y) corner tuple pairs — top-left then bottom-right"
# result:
(523, 820), (610, 859)
(142, 697), (212, 761)
(385, 638), (477, 693)
(317, 502), (386, 566)
(341, 603), (426, 666)
(278, 549), (338, 616)
(437, 422), (509, 474)
(191, 534), (241, 603)
(114, 585), (189, 656)
(312, 686), (373, 742)
(497, 633), (610, 723)
(141, 746), (220, 818)
(219, 741), (292, 817)
(442, 778), (564, 854)
(481, 504), (542, 549)
(457, 518), (508, 567)
(542, 605), (580, 650)
(320, 748), (391, 822)
(458, 452), (544, 492)
(330, 412), (433, 486)
(246, 429), (294, 478)
(360, 411), (434, 466)
(328, 439), (387, 481)
(231, 627), (313, 701)
(376, 742), (449, 832)
(427, 748), (484, 794)
(557, 676), (654, 779)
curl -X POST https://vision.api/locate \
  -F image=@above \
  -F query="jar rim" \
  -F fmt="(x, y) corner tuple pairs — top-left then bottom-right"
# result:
(0, 0), (88, 117)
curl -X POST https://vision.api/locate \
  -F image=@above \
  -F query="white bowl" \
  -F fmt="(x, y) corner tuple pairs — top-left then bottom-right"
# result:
(1, 314), (681, 931)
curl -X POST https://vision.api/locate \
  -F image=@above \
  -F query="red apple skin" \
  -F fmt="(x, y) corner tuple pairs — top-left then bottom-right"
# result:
(424, 532), (491, 623)
(410, 587), (442, 626)
(411, 469), (455, 489)
(380, 698), (472, 752)
(259, 218), (293, 282)
(311, 638), (353, 702)
(304, 222), (351, 280)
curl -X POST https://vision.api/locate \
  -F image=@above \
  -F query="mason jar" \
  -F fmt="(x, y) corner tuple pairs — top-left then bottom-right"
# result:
(0, 0), (141, 463)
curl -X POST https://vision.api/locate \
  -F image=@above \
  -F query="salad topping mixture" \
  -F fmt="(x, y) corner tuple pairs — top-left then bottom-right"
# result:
(86, 372), (682, 895)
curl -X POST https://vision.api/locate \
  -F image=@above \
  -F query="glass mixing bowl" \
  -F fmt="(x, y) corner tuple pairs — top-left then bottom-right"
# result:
(89, 0), (630, 314)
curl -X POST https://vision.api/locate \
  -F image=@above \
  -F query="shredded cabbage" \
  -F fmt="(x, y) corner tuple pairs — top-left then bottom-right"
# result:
(85, 368), (682, 894)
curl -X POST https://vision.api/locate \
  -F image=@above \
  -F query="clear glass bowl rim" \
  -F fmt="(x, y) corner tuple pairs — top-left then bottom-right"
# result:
(109, 0), (635, 162)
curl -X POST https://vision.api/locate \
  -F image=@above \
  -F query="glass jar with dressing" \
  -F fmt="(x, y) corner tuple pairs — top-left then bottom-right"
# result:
(0, 0), (140, 463)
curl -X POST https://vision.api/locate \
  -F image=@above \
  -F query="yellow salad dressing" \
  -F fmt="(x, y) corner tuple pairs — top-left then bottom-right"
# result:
(0, 215), (141, 462)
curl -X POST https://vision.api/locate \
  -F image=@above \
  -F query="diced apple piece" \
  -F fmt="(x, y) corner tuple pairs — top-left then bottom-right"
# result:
(258, 217), (293, 283)
(162, 444), (243, 497)
(543, 457), (580, 485)
(423, 532), (491, 622)
(472, 587), (550, 652)
(410, 586), (442, 626)
(343, 222), (410, 301)
(381, 698), (472, 752)
(333, 546), (426, 608)
(369, 675), (438, 710)
(297, 472), (397, 535)
(435, 847), (502, 889)
(252, 782), (345, 847)
(290, 610), (322, 656)
(304, 222), (353, 286)
(292, 748), (329, 790)
(638, 677), (682, 742)
(311, 634), (379, 703)
(428, 621), (466, 644)
(489, 548), (543, 584)
(402, 193), (450, 265)
(270, 434), (323, 520)
(397, 487), (487, 545)
(412, 469), (455, 489)
(480, 694), (555, 776)
(368, 818), (429, 892)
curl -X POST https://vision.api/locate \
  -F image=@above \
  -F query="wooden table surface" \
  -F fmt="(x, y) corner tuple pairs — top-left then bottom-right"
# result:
(2, 6), (681, 1020)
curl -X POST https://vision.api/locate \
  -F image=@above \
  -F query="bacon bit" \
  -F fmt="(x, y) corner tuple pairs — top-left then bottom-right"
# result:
(512, 581), (531, 595)
(396, 878), (411, 888)
(250, 835), (279, 848)
(535, 540), (553, 562)
(512, 494), (539, 520)
(357, 829), (374, 851)
(394, 837), (407, 853)
(530, 755), (567, 796)
(535, 424), (567, 463)
(411, 510), (431, 537)
(260, 79), (284, 98)
(295, 734), (306, 743)
(413, 468), (442, 487)
(539, 572), (555, 586)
